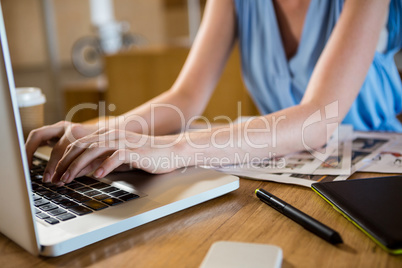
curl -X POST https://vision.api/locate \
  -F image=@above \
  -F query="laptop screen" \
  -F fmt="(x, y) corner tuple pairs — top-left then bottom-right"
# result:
(0, 2), (40, 255)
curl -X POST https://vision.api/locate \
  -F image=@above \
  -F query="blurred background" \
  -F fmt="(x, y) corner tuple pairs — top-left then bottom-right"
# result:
(2, 0), (402, 125)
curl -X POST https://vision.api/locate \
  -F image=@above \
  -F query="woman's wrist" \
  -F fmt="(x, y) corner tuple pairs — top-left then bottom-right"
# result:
(172, 129), (225, 169)
(95, 115), (144, 133)
(169, 133), (194, 169)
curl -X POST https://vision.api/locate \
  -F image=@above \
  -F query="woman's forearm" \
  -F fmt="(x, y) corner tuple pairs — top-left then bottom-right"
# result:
(112, 89), (204, 135)
(175, 101), (337, 168)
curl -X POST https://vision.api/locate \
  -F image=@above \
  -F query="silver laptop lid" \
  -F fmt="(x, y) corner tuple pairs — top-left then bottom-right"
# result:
(0, 2), (40, 255)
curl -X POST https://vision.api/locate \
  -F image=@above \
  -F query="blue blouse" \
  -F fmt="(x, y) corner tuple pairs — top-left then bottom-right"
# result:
(234, 0), (402, 131)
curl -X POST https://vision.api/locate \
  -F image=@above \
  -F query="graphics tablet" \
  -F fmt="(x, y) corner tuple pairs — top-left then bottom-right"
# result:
(311, 176), (402, 254)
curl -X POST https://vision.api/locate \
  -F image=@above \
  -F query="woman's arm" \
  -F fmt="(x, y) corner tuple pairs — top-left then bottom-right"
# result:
(179, 0), (391, 164)
(180, 0), (391, 164)
(111, 0), (237, 135)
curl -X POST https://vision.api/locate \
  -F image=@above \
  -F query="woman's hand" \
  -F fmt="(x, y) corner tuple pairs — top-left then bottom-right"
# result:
(25, 121), (100, 184)
(49, 128), (185, 185)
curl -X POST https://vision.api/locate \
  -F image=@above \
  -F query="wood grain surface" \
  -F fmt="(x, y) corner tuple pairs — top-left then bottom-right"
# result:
(1, 173), (401, 268)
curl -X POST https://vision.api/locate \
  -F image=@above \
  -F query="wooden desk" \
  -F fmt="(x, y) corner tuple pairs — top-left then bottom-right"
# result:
(0, 173), (401, 267)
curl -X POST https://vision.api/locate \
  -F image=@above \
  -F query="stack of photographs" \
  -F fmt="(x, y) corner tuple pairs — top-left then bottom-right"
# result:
(212, 125), (395, 187)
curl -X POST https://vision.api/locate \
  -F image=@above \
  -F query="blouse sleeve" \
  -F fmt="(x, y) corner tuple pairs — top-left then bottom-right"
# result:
(387, 0), (402, 52)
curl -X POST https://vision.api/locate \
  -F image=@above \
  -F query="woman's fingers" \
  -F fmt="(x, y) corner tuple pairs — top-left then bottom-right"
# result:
(53, 139), (122, 184)
(50, 128), (111, 183)
(47, 128), (155, 183)
(42, 136), (71, 183)
(25, 121), (69, 168)
(94, 149), (129, 178)
(75, 158), (105, 178)
(94, 147), (175, 177)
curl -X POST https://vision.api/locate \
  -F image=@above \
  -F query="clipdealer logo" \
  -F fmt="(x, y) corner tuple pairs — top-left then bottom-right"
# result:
(301, 101), (339, 162)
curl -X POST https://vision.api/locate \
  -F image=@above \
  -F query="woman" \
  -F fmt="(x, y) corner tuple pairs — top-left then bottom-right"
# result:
(26, 0), (401, 185)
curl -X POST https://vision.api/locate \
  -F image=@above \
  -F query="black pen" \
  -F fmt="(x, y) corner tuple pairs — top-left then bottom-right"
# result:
(255, 188), (343, 245)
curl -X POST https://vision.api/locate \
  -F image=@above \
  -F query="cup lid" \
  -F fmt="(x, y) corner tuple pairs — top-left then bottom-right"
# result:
(15, 87), (46, 107)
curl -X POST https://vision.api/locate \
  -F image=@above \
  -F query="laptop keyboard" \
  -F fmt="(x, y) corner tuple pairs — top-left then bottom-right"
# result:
(30, 157), (140, 225)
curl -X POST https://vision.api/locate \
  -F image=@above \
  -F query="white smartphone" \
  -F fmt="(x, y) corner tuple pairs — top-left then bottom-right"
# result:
(200, 241), (282, 268)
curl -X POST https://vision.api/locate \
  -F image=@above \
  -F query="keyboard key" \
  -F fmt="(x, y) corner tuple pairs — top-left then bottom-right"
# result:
(71, 194), (92, 203)
(46, 184), (62, 191)
(34, 180), (44, 186)
(42, 182), (55, 189)
(43, 192), (62, 200)
(52, 196), (70, 204)
(91, 182), (111, 190)
(36, 190), (53, 196)
(31, 183), (42, 191)
(85, 190), (102, 197)
(33, 186), (46, 192)
(45, 217), (59, 225)
(84, 200), (108, 211)
(102, 187), (119, 193)
(39, 204), (58, 211)
(60, 200), (79, 208)
(65, 192), (83, 199)
(34, 208), (41, 214)
(30, 169), (43, 176)
(109, 190), (129, 197)
(66, 182), (84, 189)
(56, 213), (76, 221)
(34, 156), (45, 163)
(93, 194), (111, 201)
(31, 174), (43, 182)
(56, 187), (74, 195)
(31, 165), (44, 172)
(102, 198), (123, 206)
(69, 206), (93, 216)
(76, 187), (92, 193)
(36, 213), (50, 219)
(34, 199), (50, 207)
(48, 208), (67, 216)
(75, 176), (99, 185)
(119, 193), (140, 201)
(32, 194), (42, 201)
(32, 158), (44, 166)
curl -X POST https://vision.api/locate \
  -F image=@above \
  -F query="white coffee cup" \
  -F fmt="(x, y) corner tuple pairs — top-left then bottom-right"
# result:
(15, 87), (46, 140)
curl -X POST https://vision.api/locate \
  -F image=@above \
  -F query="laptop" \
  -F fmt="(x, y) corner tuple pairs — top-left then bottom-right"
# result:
(0, 4), (239, 257)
